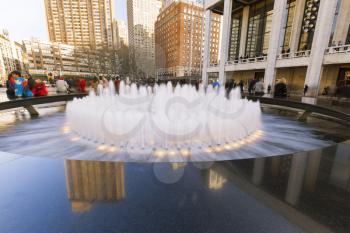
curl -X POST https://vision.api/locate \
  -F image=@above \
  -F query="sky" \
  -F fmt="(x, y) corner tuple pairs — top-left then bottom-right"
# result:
(0, 0), (127, 42)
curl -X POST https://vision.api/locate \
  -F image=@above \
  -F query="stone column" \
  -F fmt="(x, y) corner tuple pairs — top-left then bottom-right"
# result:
(239, 6), (250, 57)
(202, 10), (212, 87)
(264, 0), (288, 93)
(333, 0), (350, 44)
(218, 0), (233, 85)
(289, 0), (306, 53)
(303, 0), (338, 100)
(285, 152), (308, 205)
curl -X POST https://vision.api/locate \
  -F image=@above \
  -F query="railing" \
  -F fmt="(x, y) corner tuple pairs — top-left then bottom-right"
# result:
(245, 96), (350, 123)
(325, 44), (350, 55)
(209, 62), (220, 68)
(0, 94), (87, 116)
(226, 56), (267, 65)
(277, 50), (311, 60)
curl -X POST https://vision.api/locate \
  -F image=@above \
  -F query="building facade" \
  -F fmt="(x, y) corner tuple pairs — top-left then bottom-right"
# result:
(23, 38), (119, 78)
(202, 0), (350, 101)
(127, 0), (162, 78)
(0, 29), (26, 84)
(44, 0), (115, 50)
(155, 0), (220, 80)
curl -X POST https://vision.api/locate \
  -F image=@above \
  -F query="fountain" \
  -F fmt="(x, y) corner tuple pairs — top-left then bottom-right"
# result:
(66, 81), (262, 157)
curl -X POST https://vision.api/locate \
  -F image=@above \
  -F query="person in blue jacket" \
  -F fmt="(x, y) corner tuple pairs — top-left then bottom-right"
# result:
(12, 71), (25, 97)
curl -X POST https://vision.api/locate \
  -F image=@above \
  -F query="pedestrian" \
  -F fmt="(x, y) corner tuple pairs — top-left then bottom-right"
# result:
(97, 78), (104, 95)
(274, 78), (288, 98)
(79, 78), (87, 92)
(304, 84), (309, 96)
(6, 72), (16, 99)
(32, 79), (48, 97)
(23, 74), (34, 97)
(12, 70), (25, 98)
(212, 79), (220, 89)
(254, 79), (264, 96)
(248, 78), (258, 95)
(114, 76), (121, 93)
(56, 77), (69, 93)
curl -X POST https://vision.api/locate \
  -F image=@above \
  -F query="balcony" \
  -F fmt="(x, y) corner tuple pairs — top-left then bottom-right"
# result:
(276, 50), (311, 68)
(207, 61), (220, 73)
(225, 56), (267, 71)
(324, 45), (350, 65)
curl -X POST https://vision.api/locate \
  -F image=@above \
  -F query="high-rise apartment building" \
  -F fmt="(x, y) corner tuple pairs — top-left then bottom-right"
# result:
(44, 0), (115, 50)
(202, 0), (350, 101)
(155, 0), (220, 79)
(127, 0), (162, 78)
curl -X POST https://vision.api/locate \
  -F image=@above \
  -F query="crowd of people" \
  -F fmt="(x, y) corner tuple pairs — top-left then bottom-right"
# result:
(4, 70), (125, 100)
(6, 71), (48, 99)
(5, 70), (349, 101)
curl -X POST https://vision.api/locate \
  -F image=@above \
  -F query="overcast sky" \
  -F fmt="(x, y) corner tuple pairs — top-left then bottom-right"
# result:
(0, 0), (127, 42)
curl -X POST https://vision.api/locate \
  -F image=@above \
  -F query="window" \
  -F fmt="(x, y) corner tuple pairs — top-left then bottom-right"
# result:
(298, 0), (321, 50)
(329, 0), (342, 46)
(245, 0), (274, 58)
(228, 10), (242, 60)
(281, 0), (296, 52)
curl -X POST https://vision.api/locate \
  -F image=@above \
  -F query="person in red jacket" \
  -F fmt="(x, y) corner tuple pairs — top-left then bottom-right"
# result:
(79, 78), (87, 92)
(32, 80), (48, 97)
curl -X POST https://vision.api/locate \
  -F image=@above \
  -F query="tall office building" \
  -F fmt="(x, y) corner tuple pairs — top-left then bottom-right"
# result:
(44, 0), (115, 50)
(155, 0), (221, 79)
(113, 19), (129, 48)
(127, 0), (162, 78)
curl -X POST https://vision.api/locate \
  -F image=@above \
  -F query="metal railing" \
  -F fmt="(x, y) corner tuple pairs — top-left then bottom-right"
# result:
(277, 50), (311, 60)
(245, 96), (350, 123)
(325, 44), (350, 55)
(0, 93), (87, 112)
(226, 56), (267, 65)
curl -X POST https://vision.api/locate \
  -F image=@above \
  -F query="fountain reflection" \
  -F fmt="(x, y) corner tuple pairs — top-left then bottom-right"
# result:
(64, 160), (125, 213)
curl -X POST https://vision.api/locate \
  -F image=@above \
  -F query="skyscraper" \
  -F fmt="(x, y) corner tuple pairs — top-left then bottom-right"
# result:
(44, 0), (115, 50)
(127, 0), (162, 78)
(113, 19), (129, 49)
